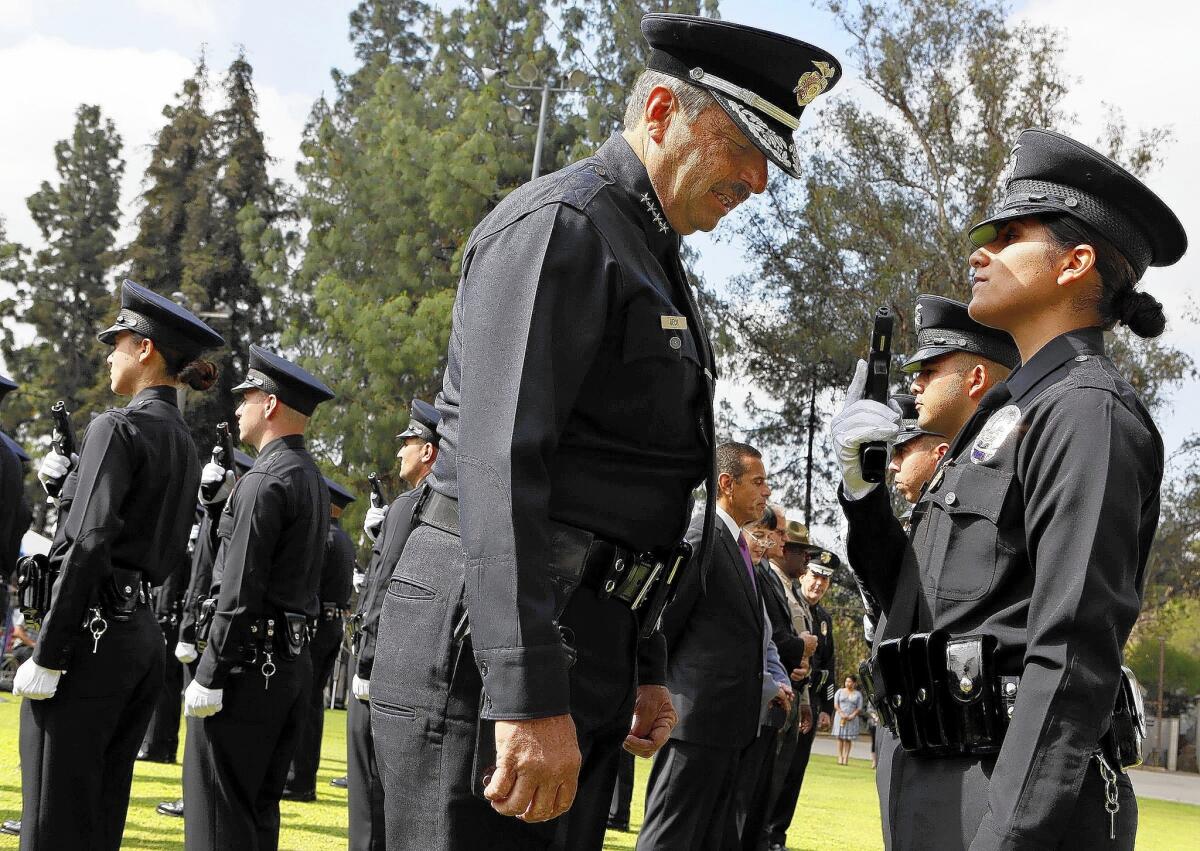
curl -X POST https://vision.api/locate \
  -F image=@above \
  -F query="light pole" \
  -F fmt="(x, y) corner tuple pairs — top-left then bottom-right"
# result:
(482, 62), (590, 181)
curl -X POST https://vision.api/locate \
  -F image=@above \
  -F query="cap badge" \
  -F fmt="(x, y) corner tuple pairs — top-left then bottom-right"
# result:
(820, 551), (831, 564)
(915, 303), (923, 328)
(794, 61), (835, 107)
(1000, 143), (1021, 190)
(971, 404), (1022, 464)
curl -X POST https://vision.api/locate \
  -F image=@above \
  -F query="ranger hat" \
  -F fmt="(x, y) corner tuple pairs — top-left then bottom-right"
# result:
(969, 128), (1187, 278)
(782, 519), (810, 547)
(805, 548), (840, 577)
(891, 393), (945, 448)
(97, 279), (225, 358)
(325, 477), (357, 510)
(902, 295), (1019, 373)
(640, 13), (841, 178)
(396, 398), (440, 443)
(0, 374), (16, 402)
(231, 344), (335, 416)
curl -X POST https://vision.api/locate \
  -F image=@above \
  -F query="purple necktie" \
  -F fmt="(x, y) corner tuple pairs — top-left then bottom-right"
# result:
(737, 533), (757, 589)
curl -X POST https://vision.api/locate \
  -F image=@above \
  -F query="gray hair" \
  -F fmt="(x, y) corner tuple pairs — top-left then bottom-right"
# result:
(623, 69), (716, 128)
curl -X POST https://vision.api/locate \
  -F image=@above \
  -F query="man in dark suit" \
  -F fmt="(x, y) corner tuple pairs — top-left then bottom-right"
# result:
(638, 441), (780, 851)
(764, 547), (839, 851)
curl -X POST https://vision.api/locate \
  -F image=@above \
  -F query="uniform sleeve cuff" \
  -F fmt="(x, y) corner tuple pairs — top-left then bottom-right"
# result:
(637, 632), (667, 686)
(476, 644), (571, 720)
(31, 643), (70, 671)
(194, 654), (228, 689)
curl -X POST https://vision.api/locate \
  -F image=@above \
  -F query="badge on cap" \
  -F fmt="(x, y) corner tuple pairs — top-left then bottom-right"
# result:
(794, 60), (836, 106)
(1000, 143), (1021, 189)
(819, 551), (831, 564)
(915, 303), (923, 329)
(971, 405), (1022, 464)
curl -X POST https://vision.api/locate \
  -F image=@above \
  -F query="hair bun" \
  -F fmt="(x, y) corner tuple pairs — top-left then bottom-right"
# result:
(180, 359), (219, 392)
(1118, 289), (1166, 339)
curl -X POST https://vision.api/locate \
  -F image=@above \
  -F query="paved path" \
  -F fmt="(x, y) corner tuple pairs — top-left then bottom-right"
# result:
(809, 734), (1200, 805)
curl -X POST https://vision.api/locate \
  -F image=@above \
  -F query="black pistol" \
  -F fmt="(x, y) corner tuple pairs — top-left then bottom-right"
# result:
(45, 400), (78, 499)
(201, 422), (239, 502)
(368, 472), (388, 510)
(859, 307), (894, 484)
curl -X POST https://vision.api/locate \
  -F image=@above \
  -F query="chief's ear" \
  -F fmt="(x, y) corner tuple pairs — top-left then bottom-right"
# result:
(644, 85), (679, 144)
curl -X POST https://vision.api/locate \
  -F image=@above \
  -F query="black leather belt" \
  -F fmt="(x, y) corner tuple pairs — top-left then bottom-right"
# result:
(861, 631), (1020, 757)
(413, 486), (692, 638)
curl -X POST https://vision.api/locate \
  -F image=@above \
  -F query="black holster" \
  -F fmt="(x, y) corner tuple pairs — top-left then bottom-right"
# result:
(15, 554), (57, 626)
(98, 569), (149, 623)
(1100, 666), (1146, 771)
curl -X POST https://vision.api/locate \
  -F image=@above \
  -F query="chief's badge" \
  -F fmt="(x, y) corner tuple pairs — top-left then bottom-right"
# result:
(971, 405), (1022, 464)
(794, 60), (835, 107)
(820, 620), (828, 636)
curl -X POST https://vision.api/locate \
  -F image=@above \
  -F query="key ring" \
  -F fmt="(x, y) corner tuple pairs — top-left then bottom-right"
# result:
(88, 607), (109, 654)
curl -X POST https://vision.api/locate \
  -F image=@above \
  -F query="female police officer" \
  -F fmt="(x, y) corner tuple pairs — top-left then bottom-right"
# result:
(13, 279), (223, 851)
(832, 128), (1185, 850)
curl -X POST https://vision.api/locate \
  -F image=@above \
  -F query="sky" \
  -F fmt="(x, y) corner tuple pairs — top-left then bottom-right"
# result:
(2, 0), (1198, 535)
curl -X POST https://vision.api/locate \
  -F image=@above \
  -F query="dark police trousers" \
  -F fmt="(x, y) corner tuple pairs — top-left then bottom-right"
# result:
(877, 735), (1137, 850)
(141, 615), (184, 760)
(287, 617), (343, 793)
(19, 606), (164, 851)
(347, 691), (386, 851)
(764, 706), (818, 845)
(183, 648), (312, 851)
(371, 523), (637, 851)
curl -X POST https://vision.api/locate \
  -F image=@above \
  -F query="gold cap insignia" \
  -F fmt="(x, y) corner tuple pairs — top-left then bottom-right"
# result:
(794, 60), (835, 107)
(819, 551), (832, 564)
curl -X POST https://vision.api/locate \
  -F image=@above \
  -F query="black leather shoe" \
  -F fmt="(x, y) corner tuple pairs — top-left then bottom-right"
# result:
(281, 787), (317, 802)
(156, 800), (185, 818)
(0, 819), (20, 835)
(329, 776), (348, 789)
(137, 749), (176, 763)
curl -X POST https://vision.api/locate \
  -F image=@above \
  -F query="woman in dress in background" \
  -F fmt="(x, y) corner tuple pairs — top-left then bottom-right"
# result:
(832, 674), (863, 765)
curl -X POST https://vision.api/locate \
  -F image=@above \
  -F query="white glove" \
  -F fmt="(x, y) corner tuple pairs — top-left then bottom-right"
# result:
(37, 450), (77, 495)
(184, 681), (224, 717)
(13, 660), (63, 700)
(364, 505), (388, 542)
(352, 675), (371, 702)
(352, 571), (367, 593)
(174, 642), (198, 664)
(830, 359), (901, 500)
(198, 461), (235, 504)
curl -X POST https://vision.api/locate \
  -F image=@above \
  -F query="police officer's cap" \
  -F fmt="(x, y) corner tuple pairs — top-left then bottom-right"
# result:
(0, 374), (16, 401)
(233, 448), (255, 474)
(640, 14), (841, 178)
(891, 393), (945, 448)
(97, 279), (225, 357)
(232, 344), (335, 416)
(805, 548), (840, 577)
(325, 477), (357, 510)
(969, 128), (1187, 278)
(902, 295), (1019, 373)
(1, 431), (30, 463)
(396, 398), (440, 443)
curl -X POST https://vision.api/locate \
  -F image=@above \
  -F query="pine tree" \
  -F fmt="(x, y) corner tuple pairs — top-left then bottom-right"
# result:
(0, 104), (124, 443)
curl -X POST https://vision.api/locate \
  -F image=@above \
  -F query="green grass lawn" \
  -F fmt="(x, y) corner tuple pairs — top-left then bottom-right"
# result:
(0, 695), (1195, 849)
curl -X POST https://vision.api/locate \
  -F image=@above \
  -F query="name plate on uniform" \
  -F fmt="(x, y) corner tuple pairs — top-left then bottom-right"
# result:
(661, 315), (688, 330)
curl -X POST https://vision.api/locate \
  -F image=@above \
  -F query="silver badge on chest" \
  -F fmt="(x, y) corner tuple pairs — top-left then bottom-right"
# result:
(971, 405), (1022, 464)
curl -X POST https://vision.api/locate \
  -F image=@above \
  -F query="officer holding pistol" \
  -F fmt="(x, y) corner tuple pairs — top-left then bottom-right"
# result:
(12, 279), (223, 851)
(181, 345), (334, 851)
(833, 129), (1186, 849)
(345, 398), (440, 851)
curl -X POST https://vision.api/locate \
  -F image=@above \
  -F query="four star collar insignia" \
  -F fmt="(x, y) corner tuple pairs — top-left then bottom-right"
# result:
(639, 192), (671, 235)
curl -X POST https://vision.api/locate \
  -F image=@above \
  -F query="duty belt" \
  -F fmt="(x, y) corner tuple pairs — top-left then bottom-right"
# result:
(415, 487), (692, 639)
(863, 631), (1146, 770)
